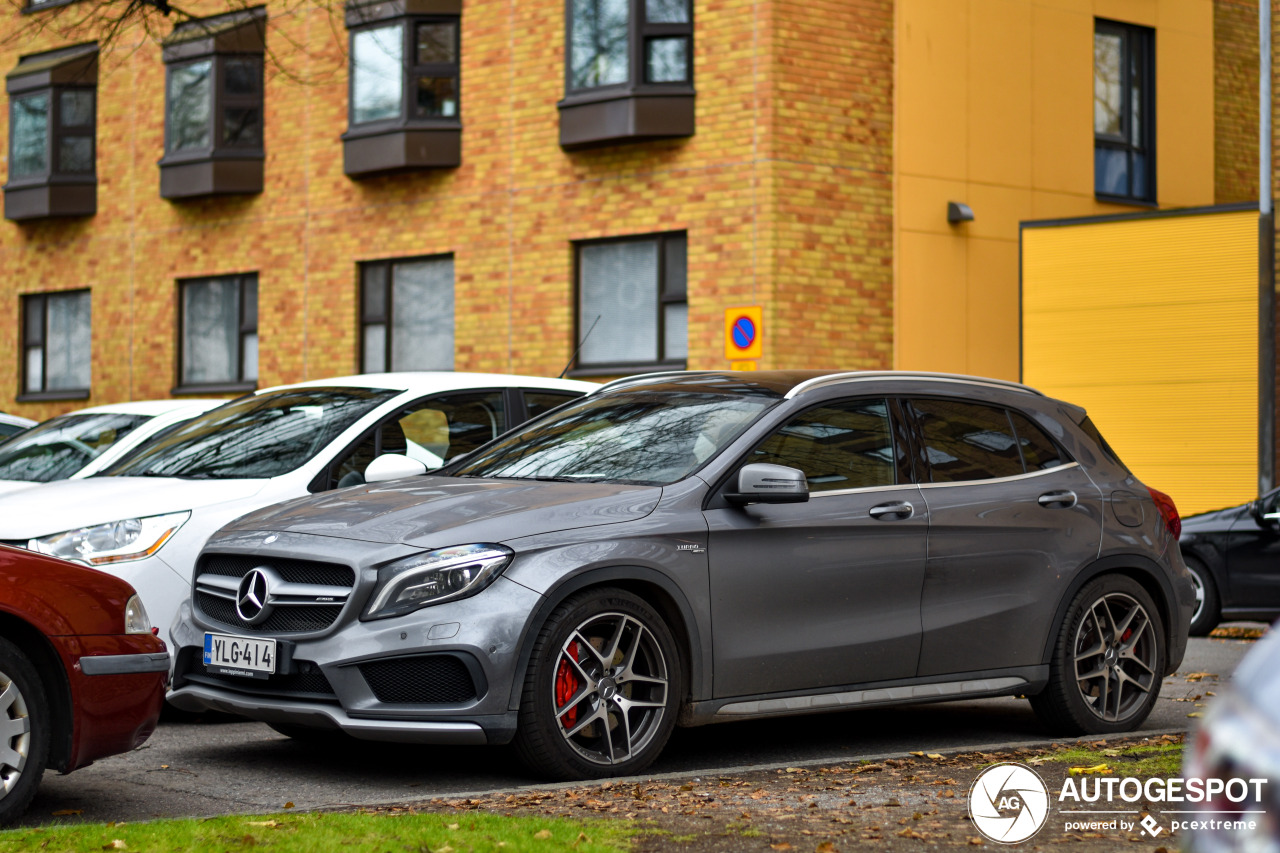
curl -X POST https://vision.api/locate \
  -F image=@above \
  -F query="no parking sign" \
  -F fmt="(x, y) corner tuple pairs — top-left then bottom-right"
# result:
(724, 306), (763, 361)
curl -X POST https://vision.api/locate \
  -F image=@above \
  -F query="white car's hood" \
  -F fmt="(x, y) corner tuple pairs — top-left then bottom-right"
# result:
(0, 476), (269, 538)
(0, 481), (41, 497)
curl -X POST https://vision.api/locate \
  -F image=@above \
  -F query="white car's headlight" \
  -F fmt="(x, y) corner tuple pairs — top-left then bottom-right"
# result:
(30, 511), (190, 566)
(123, 594), (152, 634)
(363, 544), (514, 620)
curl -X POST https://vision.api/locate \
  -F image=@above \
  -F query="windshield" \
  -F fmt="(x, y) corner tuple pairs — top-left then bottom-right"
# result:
(105, 388), (397, 480)
(0, 412), (150, 483)
(450, 391), (776, 485)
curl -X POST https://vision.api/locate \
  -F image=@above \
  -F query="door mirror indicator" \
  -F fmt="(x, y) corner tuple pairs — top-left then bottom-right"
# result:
(725, 463), (809, 505)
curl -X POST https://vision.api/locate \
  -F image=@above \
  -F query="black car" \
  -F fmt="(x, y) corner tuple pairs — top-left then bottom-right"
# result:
(1179, 489), (1280, 634)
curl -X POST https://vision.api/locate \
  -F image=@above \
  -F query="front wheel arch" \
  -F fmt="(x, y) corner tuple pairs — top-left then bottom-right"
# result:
(0, 614), (72, 772)
(508, 567), (701, 717)
(1039, 555), (1180, 678)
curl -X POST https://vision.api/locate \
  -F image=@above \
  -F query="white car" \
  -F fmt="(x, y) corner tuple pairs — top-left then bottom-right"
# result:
(0, 400), (223, 496)
(0, 413), (36, 440)
(0, 373), (595, 640)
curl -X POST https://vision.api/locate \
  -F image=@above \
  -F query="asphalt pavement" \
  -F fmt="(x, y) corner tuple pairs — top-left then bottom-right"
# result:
(16, 632), (1258, 827)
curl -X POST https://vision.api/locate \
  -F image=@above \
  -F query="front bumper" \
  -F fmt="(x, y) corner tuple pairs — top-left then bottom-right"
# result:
(55, 634), (168, 771)
(167, 573), (543, 745)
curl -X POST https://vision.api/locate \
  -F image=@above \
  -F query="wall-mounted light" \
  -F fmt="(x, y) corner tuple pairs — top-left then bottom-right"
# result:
(947, 201), (974, 224)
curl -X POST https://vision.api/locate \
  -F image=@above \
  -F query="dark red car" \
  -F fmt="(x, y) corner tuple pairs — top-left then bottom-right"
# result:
(0, 545), (168, 823)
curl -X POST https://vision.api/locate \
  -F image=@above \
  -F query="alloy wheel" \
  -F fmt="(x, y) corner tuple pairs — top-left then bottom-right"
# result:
(1187, 568), (1206, 624)
(1072, 592), (1159, 722)
(551, 611), (669, 766)
(0, 670), (31, 798)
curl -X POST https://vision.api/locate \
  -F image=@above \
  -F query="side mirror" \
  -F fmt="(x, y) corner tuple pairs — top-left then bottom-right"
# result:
(364, 453), (428, 484)
(1253, 495), (1280, 529)
(725, 463), (809, 505)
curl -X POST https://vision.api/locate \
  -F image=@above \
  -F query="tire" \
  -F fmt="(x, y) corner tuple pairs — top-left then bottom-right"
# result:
(1030, 575), (1166, 735)
(0, 637), (50, 826)
(1184, 557), (1221, 637)
(514, 588), (682, 781)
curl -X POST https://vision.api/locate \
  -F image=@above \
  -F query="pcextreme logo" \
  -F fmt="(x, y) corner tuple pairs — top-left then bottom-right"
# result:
(969, 762), (1270, 844)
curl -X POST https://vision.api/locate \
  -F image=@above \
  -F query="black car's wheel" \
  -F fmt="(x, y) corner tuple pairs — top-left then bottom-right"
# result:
(0, 638), (49, 825)
(1030, 575), (1165, 735)
(514, 588), (682, 781)
(1184, 557), (1220, 637)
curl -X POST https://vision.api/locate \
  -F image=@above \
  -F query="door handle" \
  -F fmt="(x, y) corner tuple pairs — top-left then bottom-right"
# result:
(1038, 490), (1077, 508)
(869, 501), (914, 520)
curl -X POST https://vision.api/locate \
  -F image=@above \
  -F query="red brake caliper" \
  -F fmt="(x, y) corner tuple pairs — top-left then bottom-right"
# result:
(555, 642), (580, 728)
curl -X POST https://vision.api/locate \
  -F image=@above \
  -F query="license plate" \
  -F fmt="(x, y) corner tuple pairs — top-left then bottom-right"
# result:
(203, 633), (276, 679)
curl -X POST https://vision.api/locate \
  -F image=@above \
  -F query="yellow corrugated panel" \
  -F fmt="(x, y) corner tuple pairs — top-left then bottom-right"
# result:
(1022, 210), (1257, 516)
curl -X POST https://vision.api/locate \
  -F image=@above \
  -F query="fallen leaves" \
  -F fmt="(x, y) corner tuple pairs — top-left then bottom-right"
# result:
(1069, 764), (1112, 776)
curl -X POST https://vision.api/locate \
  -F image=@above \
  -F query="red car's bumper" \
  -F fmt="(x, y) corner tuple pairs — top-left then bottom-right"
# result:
(52, 634), (169, 772)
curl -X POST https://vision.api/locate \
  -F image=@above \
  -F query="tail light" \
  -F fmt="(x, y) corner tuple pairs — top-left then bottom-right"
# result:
(1147, 487), (1181, 538)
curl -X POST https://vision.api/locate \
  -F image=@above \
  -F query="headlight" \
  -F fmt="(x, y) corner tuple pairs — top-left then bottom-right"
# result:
(363, 544), (514, 620)
(124, 595), (152, 635)
(30, 511), (190, 566)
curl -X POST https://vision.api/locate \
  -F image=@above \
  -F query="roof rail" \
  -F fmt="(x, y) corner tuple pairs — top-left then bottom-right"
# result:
(785, 371), (1044, 399)
(594, 371), (719, 394)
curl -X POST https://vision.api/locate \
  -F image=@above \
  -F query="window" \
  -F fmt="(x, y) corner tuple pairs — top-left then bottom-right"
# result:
(359, 256), (455, 372)
(3, 43), (97, 221)
(1008, 411), (1067, 471)
(1094, 19), (1154, 202)
(159, 8), (266, 199)
(751, 400), (899, 493)
(525, 390), (583, 420)
(575, 232), (686, 372)
(910, 399), (1027, 483)
(320, 390), (505, 489)
(178, 274), (258, 391)
(0, 412), (147, 482)
(343, 0), (462, 176)
(21, 290), (90, 398)
(559, 0), (694, 148)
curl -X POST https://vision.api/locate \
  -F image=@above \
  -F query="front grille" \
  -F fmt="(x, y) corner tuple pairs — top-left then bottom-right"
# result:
(199, 595), (345, 633)
(195, 553), (355, 634)
(359, 655), (477, 705)
(199, 554), (354, 586)
(175, 647), (337, 702)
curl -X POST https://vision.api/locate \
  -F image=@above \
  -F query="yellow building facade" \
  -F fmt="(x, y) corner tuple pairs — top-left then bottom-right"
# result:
(894, 0), (1219, 380)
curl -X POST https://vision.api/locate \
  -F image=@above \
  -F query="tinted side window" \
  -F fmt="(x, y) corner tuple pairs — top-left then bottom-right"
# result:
(524, 391), (582, 420)
(1008, 411), (1067, 471)
(751, 399), (896, 492)
(911, 399), (1023, 483)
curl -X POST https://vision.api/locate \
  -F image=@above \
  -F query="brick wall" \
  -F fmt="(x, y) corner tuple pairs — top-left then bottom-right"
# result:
(0, 0), (897, 419)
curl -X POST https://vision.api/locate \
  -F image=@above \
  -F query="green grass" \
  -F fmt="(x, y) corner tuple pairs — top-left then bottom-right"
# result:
(0, 810), (634, 853)
(1038, 741), (1184, 777)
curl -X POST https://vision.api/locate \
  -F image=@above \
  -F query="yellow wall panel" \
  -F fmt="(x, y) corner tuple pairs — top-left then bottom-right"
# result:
(1155, 27), (1216, 206)
(968, 0), (1033, 187)
(896, 231), (969, 370)
(1022, 209), (1258, 515)
(897, 0), (971, 179)
(964, 238), (1021, 379)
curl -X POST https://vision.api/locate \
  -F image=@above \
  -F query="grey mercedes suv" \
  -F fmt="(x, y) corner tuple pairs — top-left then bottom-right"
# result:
(168, 371), (1194, 780)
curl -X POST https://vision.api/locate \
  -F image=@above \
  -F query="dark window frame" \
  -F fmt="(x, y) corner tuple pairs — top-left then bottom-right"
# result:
(3, 43), (98, 221)
(175, 273), (259, 395)
(557, 0), (695, 148)
(159, 7), (266, 200)
(570, 231), (687, 376)
(19, 289), (91, 402)
(342, 0), (462, 177)
(358, 253), (456, 373)
(1093, 18), (1155, 204)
